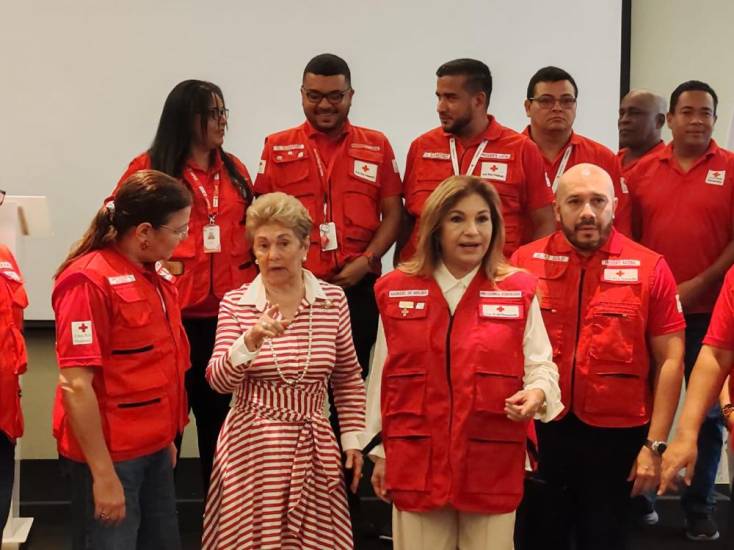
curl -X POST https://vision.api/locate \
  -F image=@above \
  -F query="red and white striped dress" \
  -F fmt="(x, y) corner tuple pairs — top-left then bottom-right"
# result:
(202, 271), (366, 549)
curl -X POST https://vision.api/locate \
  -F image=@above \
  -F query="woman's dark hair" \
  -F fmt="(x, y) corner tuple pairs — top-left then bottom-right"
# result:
(148, 79), (252, 203)
(56, 170), (192, 277)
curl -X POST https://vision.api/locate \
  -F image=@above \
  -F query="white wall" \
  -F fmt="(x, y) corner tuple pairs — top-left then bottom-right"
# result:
(630, 0), (734, 144)
(0, 0), (622, 319)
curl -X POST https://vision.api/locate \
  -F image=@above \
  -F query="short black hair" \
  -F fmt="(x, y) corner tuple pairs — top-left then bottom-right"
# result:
(527, 66), (578, 99)
(436, 58), (493, 107)
(669, 80), (718, 115)
(303, 53), (351, 86)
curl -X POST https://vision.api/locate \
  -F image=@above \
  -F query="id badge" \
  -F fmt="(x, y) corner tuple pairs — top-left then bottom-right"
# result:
(320, 222), (338, 251)
(203, 224), (221, 253)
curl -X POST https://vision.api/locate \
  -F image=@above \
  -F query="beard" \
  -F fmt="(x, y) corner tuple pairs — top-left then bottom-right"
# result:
(560, 216), (613, 252)
(442, 112), (473, 136)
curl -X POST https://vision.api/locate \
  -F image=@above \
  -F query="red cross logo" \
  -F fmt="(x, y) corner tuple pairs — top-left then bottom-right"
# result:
(616, 270), (624, 277)
(78, 323), (89, 333)
(713, 172), (721, 178)
(362, 164), (370, 172)
(497, 306), (505, 312)
(490, 164), (498, 172)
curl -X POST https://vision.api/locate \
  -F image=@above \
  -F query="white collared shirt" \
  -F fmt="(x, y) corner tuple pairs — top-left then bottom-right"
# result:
(365, 263), (562, 459)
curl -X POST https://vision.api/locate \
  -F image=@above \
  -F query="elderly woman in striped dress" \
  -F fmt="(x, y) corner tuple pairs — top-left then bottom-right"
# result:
(202, 192), (366, 549)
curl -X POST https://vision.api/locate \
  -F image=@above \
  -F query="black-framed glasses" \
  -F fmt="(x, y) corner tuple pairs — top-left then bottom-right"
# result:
(529, 95), (577, 110)
(159, 223), (189, 238)
(301, 87), (351, 105)
(206, 107), (229, 120)
(0, 189), (5, 206)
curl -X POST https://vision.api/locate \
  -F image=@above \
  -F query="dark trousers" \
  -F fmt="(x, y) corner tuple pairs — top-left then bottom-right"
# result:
(681, 313), (724, 515)
(0, 432), (14, 534)
(329, 273), (379, 539)
(179, 317), (231, 493)
(61, 448), (180, 550)
(343, 272), (380, 378)
(515, 414), (647, 550)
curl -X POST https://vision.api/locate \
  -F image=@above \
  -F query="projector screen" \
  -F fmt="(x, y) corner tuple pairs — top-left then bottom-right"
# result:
(0, 0), (622, 320)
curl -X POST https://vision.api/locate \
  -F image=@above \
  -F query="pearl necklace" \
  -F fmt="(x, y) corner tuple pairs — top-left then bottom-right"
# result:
(266, 302), (313, 386)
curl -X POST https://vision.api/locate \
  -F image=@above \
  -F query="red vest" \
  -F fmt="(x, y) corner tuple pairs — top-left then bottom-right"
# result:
(512, 230), (660, 428)
(0, 246), (28, 441)
(376, 268), (535, 513)
(403, 118), (549, 260)
(115, 151), (256, 313)
(256, 122), (391, 280)
(52, 248), (190, 462)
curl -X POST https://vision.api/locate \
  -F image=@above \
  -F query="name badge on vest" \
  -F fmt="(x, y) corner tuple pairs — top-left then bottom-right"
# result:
(480, 303), (522, 319)
(603, 268), (638, 283)
(480, 161), (507, 181)
(203, 224), (221, 253)
(388, 289), (429, 298)
(354, 160), (378, 182)
(107, 274), (136, 286)
(705, 170), (725, 185)
(422, 152), (451, 160)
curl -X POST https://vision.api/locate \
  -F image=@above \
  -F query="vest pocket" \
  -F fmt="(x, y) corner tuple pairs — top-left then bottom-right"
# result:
(474, 370), (523, 414)
(588, 304), (640, 364)
(384, 371), (426, 415)
(106, 392), (172, 455)
(583, 372), (647, 418)
(111, 286), (153, 327)
(463, 415), (524, 495)
(385, 425), (431, 492)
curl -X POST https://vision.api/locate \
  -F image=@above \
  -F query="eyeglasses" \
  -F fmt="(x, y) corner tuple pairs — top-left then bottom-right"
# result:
(529, 95), (577, 110)
(0, 190), (5, 206)
(159, 223), (189, 238)
(301, 87), (351, 105)
(206, 107), (229, 120)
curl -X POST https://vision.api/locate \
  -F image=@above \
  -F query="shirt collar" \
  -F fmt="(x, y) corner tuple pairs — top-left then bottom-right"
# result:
(434, 262), (480, 294)
(237, 269), (328, 311)
(549, 228), (623, 262)
(185, 148), (223, 175)
(660, 139), (719, 162)
(302, 119), (352, 140)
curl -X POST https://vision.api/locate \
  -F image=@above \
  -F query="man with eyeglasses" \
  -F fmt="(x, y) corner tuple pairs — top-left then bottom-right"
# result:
(254, 53), (402, 382)
(523, 66), (631, 235)
(626, 80), (734, 541)
(399, 58), (555, 262)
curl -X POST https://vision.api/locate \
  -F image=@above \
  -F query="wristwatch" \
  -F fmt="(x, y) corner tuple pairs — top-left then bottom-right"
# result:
(644, 439), (667, 456)
(361, 251), (381, 273)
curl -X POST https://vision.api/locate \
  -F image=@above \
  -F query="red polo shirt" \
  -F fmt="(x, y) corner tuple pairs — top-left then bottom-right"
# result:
(523, 128), (631, 236)
(617, 140), (665, 178)
(627, 140), (734, 313)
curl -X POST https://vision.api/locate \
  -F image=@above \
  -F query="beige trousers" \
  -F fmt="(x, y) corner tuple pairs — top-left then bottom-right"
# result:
(392, 506), (516, 550)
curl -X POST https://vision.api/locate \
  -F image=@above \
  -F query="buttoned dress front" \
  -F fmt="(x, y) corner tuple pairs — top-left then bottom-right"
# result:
(202, 271), (366, 549)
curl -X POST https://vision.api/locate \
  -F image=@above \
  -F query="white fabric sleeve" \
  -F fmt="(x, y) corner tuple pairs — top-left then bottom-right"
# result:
(227, 332), (261, 367)
(523, 295), (564, 422)
(365, 318), (387, 461)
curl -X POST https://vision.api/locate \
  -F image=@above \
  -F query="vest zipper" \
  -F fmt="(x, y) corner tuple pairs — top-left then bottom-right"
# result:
(570, 268), (586, 408)
(445, 308), (455, 482)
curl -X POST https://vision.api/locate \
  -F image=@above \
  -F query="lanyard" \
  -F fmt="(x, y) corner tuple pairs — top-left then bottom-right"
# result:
(187, 169), (220, 224)
(449, 138), (489, 177)
(550, 145), (574, 192)
(310, 138), (349, 222)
